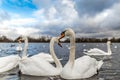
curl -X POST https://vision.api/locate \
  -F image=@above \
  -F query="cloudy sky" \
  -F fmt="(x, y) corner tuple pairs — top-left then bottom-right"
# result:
(0, 0), (120, 39)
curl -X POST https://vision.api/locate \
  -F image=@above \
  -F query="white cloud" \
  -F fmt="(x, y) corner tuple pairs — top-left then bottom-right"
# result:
(15, 27), (40, 35)
(100, 3), (120, 29)
(33, 8), (45, 19)
(83, 9), (111, 28)
(46, 7), (57, 20)
(0, 26), (40, 39)
(32, 0), (79, 28)
(0, 11), (40, 39)
(74, 2), (120, 38)
(0, 27), (40, 39)
(0, 10), (11, 23)
(1, 18), (38, 27)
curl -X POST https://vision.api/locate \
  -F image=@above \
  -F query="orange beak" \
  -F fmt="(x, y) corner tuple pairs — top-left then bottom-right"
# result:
(58, 33), (65, 41)
(58, 33), (65, 48)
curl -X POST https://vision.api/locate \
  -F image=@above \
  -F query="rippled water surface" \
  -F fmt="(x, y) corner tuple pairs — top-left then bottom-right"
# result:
(0, 42), (120, 80)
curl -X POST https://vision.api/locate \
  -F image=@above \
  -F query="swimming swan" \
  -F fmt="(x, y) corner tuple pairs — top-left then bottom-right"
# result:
(84, 40), (112, 55)
(58, 28), (103, 79)
(0, 38), (25, 73)
(19, 37), (62, 76)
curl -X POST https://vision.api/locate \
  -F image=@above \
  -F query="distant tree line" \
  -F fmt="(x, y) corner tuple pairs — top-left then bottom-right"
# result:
(76, 37), (120, 43)
(0, 35), (120, 43)
(0, 36), (13, 42)
(14, 36), (51, 43)
(64, 37), (120, 43)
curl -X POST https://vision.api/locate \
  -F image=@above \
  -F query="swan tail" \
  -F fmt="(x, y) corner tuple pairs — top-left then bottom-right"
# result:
(97, 60), (103, 70)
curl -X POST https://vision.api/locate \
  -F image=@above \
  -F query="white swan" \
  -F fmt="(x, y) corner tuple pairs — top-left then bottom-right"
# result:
(0, 38), (24, 73)
(84, 40), (112, 55)
(0, 55), (20, 73)
(19, 37), (62, 76)
(59, 28), (103, 79)
(18, 36), (62, 63)
(16, 39), (22, 51)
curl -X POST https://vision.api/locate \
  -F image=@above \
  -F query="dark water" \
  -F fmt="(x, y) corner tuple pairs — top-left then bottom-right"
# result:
(0, 42), (119, 80)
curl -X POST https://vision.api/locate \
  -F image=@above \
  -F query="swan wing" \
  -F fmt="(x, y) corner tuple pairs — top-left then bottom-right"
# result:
(74, 56), (103, 78)
(85, 48), (107, 55)
(19, 57), (59, 76)
(31, 52), (55, 63)
(0, 55), (19, 73)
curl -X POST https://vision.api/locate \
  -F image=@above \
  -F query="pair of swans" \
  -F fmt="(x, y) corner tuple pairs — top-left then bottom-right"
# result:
(0, 37), (62, 75)
(84, 40), (112, 55)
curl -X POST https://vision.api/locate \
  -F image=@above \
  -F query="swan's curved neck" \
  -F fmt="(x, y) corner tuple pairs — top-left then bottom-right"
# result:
(68, 32), (76, 68)
(107, 41), (112, 55)
(22, 38), (28, 58)
(50, 39), (62, 70)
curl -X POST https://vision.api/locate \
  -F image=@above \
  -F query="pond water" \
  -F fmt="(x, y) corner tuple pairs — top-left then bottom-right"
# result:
(0, 42), (119, 80)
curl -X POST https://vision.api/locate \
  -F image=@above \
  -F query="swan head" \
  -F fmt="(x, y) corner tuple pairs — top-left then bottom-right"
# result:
(17, 36), (22, 43)
(59, 28), (74, 40)
(52, 37), (62, 47)
(107, 40), (112, 45)
(107, 38), (112, 45)
(18, 36), (27, 42)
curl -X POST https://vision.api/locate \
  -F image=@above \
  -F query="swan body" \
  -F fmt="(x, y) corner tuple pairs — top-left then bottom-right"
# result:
(0, 55), (20, 73)
(61, 56), (103, 79)
(84, 41), (112, 55)
(19, 56), (61, 76)
(59, 28), (103, 79)
(19, 37), (62, 76)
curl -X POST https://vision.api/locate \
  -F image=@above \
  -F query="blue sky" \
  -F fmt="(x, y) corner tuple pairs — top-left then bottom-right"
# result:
(0, 0), (120, 39)
(1, 0), (37, 17)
